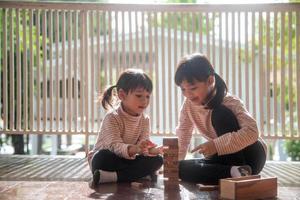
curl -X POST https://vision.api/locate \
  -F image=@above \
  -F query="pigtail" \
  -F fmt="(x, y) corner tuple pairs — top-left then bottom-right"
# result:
(101, 85), (117, 110)
(206, 73), (227, 109)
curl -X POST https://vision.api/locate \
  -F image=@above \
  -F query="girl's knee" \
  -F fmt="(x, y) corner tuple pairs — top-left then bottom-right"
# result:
(152, 155), (163, 169)
(91, 149), (114, 172)
(156, 155), (163, 165)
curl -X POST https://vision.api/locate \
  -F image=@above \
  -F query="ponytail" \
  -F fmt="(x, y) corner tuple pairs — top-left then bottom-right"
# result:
(101, 85), (117, 110)
(206, 73), (227, 109)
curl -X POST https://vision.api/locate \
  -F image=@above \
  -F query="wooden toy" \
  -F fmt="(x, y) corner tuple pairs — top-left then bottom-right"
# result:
(163, 137), (180, 190)
(131, 182), (143, 189)
(219, 175), (277, 200)
(197, 184), (219, 191)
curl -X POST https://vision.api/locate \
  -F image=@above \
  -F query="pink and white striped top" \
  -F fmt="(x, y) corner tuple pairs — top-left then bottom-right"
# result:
(92, 105), (150, 160)
(176, 94), (267, 160)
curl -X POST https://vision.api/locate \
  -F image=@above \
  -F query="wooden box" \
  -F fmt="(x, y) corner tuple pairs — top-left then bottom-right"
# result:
(219, 175), (277, 200)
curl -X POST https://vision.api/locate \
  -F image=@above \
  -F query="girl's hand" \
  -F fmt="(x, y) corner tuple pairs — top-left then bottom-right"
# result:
(190, 140), (217, 158)
(138, 139), (157, 154)
(128, 145), (142, 156)
(147, 146), (168, 156)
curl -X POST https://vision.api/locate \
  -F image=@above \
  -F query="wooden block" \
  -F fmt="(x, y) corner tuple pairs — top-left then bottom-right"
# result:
(164, 184), (180, 190)
(164, 168), (179, 174)
(131, 182), (143, 189)
(164, 180), (179, 185)
(163, 152), (178, 158)
(164, 180), (180, 190)
(197, 184), (219, 191)
(164, 160), (178, 166)
(164, 149), (179, 154)
(220, 177), (277, 200)
(166, 146), (179, 150)
(164, 162), (179, 169)
(164, 160), (179, 165)
(164, 173), (179, 179)
(164, 177), (180, 182)
(163, 137), (178, 147)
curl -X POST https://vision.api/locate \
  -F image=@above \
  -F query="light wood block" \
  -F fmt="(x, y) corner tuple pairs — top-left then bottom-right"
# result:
(164, 160), (179, 165)
(197, 184), (219, 191)
(164, 179), (180, 190)
(163, 137), (178, 147)
(131, 182), (143, 189)
(163, 152), (178, 158)
(220, 176), (277, 200)
(164, 149), (179, 155)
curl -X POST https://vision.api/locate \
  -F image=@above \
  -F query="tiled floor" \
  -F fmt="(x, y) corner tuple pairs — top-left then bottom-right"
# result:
(1, 179), (300, 200)
(0, 155), (300, 199)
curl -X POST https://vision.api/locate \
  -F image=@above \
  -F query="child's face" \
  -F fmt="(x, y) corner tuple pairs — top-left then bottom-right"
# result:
(120, 88), (151, 116)
(179, 78), (213, 106)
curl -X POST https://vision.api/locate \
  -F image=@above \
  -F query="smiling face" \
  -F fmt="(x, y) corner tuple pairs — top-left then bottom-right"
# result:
(179, 76), (215, 106)
(119, 87), (151, 116)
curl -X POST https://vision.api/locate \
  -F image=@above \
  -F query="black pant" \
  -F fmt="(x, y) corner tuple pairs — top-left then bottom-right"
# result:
(179, 105), (266, 184)
(91, 149), (163, 182)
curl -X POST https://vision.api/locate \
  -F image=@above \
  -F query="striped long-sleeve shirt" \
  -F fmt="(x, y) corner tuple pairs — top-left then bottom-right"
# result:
(92, 105), (150, 160)
(176, 94), (267, 160)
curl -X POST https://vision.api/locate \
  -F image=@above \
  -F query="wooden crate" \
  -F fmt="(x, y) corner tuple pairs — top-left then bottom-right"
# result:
(220, 175), (277, 200)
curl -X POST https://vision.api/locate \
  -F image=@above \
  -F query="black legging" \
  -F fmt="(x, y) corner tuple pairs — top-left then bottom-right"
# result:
(179, 105), (266, 184)
(91, 149), (163, 182)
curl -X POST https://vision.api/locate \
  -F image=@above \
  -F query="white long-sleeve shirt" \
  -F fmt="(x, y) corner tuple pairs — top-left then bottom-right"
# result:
(92, 105), (150, 160)
(176, 94), (267, 160)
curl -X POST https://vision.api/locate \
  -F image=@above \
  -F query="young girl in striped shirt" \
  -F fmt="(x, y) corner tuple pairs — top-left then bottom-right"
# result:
(89, 68), (163, 187)
(175, 53), (267, 184)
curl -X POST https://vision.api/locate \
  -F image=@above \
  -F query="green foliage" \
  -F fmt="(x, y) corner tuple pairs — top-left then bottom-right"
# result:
(285, 140), (300, 161)
(268, 143), (274, 160)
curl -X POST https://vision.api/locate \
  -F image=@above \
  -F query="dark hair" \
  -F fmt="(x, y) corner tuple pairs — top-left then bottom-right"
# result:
(101, 68), (153, 110)
(174, 53), (227, 109)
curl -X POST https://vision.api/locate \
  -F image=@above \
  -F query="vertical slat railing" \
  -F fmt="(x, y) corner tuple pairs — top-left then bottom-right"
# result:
(251, 12), (256, 120)
(54, 10), (59, 132)
(68, 11), (73, 132)
(16, 9), (21, 131)
(281, 11), (286, 137)
(266, 12), (271, 136)
(273, 12), (278, 137)
(245, 12), (249, 111)
(1, 3), (300, 156)
(42, 10), (47, 131)
(258, 12), (264, 135)
(288, 12), (293, 137)
(49, 10), (53, 132)
(9, 9), (15, 130)
(297, 12), (300, 138)
(22, 9), (28, 131)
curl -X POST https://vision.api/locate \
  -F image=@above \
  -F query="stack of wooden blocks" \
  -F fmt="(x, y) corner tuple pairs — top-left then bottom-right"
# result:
(163, 137), (180, 190)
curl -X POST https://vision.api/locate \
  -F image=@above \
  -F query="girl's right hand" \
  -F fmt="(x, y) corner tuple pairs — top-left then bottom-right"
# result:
(128, 145), (142, 156)
(138, 140), (156, 154)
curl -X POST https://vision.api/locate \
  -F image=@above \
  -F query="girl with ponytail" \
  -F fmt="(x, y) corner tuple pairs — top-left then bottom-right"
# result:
(88, 68), (163, 188)
(175, 53), (266, 184)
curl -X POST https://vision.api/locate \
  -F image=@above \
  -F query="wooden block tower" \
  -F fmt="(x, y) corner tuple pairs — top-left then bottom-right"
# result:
(163, 137), (180, 190)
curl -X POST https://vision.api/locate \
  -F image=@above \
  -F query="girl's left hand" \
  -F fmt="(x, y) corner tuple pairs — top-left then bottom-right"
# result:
(190, 140), (217, 158)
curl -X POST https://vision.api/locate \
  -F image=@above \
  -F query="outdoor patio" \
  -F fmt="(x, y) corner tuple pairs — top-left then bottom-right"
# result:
(0, 155), (300, 199)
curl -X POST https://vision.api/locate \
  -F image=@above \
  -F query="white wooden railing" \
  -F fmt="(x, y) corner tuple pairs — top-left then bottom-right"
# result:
(0, 1), (300, 152)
